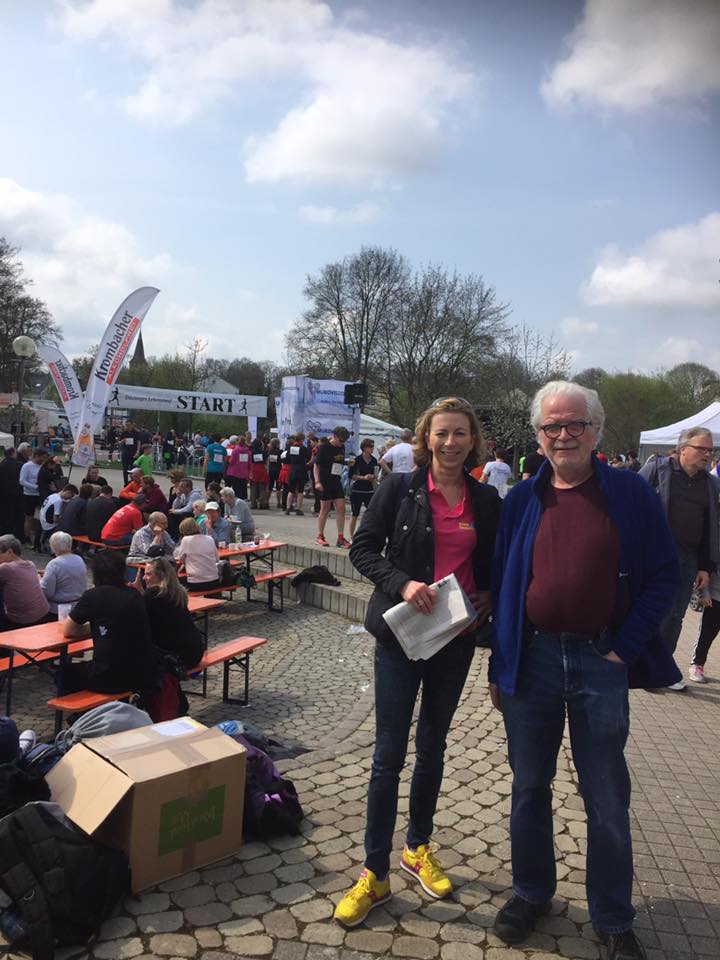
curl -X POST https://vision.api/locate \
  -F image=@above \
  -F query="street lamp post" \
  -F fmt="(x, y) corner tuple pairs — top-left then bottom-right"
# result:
(12, 335), (37, 446)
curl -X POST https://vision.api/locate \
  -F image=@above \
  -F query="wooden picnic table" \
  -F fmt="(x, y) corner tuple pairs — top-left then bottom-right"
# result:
(0, 595), (227, 716)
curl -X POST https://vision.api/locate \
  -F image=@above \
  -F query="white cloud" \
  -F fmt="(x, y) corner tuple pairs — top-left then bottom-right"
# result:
(560, 316), (600, 336)
(0, 177), (172, 355)
(649, 336), (720, 370)
(55, 0), (475, 186)
(583, 212), (720, 309)
(298, 201), (381, 225)
(542, 0), (720, 111)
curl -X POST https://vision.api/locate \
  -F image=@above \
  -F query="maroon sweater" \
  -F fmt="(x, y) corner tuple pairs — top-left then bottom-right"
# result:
(525, 474), (620, 633)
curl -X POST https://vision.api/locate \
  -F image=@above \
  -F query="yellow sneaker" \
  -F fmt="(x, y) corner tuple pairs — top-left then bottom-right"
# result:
(400, 844), (453, 898)
(333, 868), (392, 927)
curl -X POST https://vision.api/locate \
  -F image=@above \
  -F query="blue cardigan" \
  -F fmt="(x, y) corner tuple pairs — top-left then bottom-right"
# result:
(490, 456), (682, 694)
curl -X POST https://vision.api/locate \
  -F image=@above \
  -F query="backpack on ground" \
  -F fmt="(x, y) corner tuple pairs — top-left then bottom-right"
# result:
(55, 701), (152, 753)
(236, 735), (303, 839)
(217, 559), (238, 587)
(142, 672), (189, 723)
(0, 763), (51, 820)
(20, 743), (64, 777)
(0, 802), (130, 960)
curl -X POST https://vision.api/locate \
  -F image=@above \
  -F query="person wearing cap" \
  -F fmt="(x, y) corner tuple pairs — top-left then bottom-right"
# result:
(119, 467), (144, 501)
(101, 494), (147, 546)
(202, 501), (232, 546)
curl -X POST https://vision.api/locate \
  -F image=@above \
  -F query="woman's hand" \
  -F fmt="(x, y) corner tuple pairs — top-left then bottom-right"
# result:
(400, 580), (438, 615)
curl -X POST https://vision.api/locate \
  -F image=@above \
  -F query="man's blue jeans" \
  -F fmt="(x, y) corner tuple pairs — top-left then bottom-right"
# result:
(658, 547), (698, 655)
(364, 636), (474, 878)
(501, 630), (634, 934)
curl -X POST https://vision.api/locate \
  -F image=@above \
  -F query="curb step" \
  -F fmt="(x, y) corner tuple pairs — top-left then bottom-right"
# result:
(252, 562), (372, 622)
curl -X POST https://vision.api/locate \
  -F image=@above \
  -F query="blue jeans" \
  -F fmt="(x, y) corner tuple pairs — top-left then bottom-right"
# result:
(365, 636), (474, 878)
(501, 630), (634, 934)
(658, 548), (698, 655)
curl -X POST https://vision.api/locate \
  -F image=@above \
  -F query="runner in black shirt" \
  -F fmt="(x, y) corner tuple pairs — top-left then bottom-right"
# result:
(120, 422), (141, 484)
(314, 427), (350, 548)
(286, 432), (310, 515)
(348, 438), (378, 540)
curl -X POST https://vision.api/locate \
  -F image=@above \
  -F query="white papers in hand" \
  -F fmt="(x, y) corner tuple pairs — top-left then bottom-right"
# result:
(382, 573), (477, 660)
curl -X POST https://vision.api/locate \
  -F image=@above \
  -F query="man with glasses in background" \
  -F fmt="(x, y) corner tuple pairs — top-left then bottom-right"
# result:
(490, 381), (680, 960)
(640, 426), (718, 689)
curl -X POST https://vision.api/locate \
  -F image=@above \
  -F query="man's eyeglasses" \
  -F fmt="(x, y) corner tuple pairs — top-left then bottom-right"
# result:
(684, 444), (714, 455)
(540, 420), (593, 439)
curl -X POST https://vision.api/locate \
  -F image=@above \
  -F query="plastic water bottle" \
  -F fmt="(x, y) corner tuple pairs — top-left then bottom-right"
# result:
(0, 907), (26, 945)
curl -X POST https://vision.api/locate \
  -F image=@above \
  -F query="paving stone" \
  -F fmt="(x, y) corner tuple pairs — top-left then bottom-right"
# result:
(439, 921), (483, 943)
(441, 944), (485, 960)
(399, 915), (440, 939)
(195, 928), (223, 948)
(218, 916), (265, 936)
(345, 930), (394, 953)
(221, 934), (273, 955)
(301, 922), (346, 945)
(271, 881), (316, 905)
(263, 907), (300, 939)
(184, 901), (233, 926)
(159, 871), (201, 892)
(291, 898), (335, 922)
(235, 872), (279, 894)
(556, 937), (601, 959)
(99, 916), (137, 940)
(485, 949), (526, 960)
(171, 884), (215, 908)
(229, 894), (275, 917)
(390, 935), (439, 958)
(136, 910), (184, 933)
(148, 934), (197, 957)
(274, 943), (309, 960)
(94, 938), (145, 959)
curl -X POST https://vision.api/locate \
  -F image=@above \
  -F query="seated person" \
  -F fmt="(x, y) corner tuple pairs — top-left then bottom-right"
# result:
(0, 534), (52, 630)
(39, 484), (75, 549)
(140, 475), (169, 514)
(205, 481), (223, 502)
(119, 467), (144, 501)
(86, 485), (120, 541)
(40, 530), (88, 616)
(174, 517), (219, 592)
(220, 487), (255, 542)
(101, 494), (146, 546)
(203, 501), (233, 546)
(136, 557), (203, 669)
(58, 482), (93, 536)
(168, 478), (203, 538)
(82, 465), (109, 487)
(129, 511), (175, 559)
(192, 499), (208, 528)
(61, 551), (160, 694)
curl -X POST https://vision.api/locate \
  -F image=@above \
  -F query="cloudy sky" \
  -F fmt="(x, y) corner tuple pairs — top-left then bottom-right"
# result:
(1, 0), (718, 374)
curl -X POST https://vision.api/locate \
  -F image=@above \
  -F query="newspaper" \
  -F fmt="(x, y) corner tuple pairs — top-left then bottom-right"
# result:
(382, 573), (477, 661)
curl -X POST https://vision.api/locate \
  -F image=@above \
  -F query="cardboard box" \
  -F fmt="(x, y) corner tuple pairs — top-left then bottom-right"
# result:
(48, 717), (246, 892)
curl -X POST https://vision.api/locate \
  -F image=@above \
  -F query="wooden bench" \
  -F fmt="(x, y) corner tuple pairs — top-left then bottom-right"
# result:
(72, 534), (129, 552)
(47, 636), (267, 731)
(47, 688), (133, 734)
(187, 568), (297, 611)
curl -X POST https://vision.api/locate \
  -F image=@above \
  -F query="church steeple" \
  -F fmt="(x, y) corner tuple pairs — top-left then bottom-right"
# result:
(129, 331), (147, 368)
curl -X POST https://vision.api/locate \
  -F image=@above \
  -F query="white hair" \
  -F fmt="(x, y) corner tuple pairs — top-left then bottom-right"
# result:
(530, 380), (605, 442)
(678, 426), (712, 447)
(49, 531), (73, 555)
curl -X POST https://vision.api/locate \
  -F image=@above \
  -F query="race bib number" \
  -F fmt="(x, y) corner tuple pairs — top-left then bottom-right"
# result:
(124, 438), (134, 446)
(213, 454), (224, 464)
(239, 454), (249, 462)
(253, 454), (264, 462)
(331, 462), (343, 477)
(268, 455), (278, 463)
(290, 446), (300, 455)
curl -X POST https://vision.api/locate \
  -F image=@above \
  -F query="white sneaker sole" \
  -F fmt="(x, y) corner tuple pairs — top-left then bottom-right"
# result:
(400, 859), (452, 899)
(334, 890), (392, 927)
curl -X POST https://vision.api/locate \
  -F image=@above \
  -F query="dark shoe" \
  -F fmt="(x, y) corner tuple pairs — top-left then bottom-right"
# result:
(598, 929), (647, 960)
(493, 895), (552, 944)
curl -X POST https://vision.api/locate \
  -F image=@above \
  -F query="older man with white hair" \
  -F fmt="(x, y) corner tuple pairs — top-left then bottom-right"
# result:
(490, 381), (681, 960)
(640, 426), (718, 688)
(40, 531), (88, 615)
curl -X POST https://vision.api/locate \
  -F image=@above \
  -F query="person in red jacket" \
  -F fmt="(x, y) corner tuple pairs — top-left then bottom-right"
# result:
(101, 495), (146, 546)
(140, 476), (169, 515)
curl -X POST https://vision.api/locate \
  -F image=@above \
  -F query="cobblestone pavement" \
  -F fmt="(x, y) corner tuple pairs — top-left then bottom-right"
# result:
(4, 584), (719, 959)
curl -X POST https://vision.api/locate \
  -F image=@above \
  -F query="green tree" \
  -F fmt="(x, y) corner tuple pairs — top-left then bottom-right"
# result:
(662, 362), (719, 408)
(597, 373), (693, 453)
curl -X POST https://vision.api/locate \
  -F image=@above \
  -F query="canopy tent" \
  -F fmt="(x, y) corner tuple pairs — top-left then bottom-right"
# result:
(0, 431), (15, 449)
(359, 413), (405, 447)
(639, 400), (720, 458)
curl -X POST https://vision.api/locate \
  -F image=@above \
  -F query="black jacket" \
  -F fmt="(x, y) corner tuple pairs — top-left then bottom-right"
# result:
(349, 468), (502, 645)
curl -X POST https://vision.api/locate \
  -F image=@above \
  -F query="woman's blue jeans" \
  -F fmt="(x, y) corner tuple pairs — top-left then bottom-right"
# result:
(364, 636), (474, 878)
(501, 630), (634, 934)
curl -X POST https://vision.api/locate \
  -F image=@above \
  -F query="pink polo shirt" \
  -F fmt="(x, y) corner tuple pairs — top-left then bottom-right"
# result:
(427, 471), (477, 596)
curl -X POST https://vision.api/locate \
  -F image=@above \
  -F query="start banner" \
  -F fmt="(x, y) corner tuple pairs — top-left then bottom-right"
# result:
(110, 384), (267, 418)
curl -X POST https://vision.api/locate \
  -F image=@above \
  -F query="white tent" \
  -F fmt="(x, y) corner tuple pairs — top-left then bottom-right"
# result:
(0, 431), (15, 449)
(639, 400), (720, 458)
(359, 413), (405, 447)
